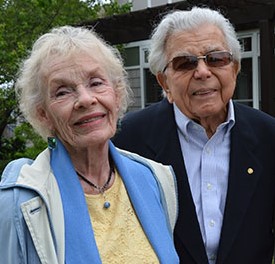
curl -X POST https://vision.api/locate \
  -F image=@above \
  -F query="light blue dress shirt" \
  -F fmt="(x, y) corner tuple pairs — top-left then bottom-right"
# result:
(174, 100), (235, 264)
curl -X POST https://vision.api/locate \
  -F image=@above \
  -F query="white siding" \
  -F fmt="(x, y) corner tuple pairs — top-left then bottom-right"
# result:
(117, 0), (183, 11)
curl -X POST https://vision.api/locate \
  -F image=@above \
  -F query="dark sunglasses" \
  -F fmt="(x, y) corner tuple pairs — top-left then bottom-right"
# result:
(162, 51), (233, 72)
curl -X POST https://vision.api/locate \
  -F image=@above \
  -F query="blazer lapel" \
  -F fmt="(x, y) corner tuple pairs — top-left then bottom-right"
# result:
(216, 105), (261, 264)
(145, 99), (208, 263)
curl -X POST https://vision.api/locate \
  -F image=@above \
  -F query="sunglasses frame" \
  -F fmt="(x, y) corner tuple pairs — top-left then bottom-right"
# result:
(162, 50), (233, 73)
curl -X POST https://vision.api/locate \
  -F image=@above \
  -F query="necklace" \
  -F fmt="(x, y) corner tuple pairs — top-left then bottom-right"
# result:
(76, 164), (114, 209)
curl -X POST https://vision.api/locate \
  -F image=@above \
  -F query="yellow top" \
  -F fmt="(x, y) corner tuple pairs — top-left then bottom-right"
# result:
(84, 169), (159, 264)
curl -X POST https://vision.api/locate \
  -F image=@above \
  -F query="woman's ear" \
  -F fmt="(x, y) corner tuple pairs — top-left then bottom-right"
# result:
(114, 88), (121, 112)
(156, 72), (174, 103)
(36, 106), (54, 130)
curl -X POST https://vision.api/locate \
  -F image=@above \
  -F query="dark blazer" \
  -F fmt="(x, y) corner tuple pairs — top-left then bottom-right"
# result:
(112, 98), (275, 264)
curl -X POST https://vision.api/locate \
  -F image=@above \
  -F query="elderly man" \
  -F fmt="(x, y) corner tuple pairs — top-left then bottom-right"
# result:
(113, 6), (275, 264)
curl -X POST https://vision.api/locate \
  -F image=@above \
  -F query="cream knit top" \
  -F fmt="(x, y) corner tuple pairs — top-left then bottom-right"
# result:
(84, 169), (159, 263)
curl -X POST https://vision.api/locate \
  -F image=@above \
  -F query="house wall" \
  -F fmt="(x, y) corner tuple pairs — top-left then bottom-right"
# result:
(118, 0), (183, 11)
(84, 1), (275, 116)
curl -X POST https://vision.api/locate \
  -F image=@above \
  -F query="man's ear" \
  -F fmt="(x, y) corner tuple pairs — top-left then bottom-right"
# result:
(156, 72), (173, 103)
(233, 61), (240, 75)
(157, 72), (168, 91)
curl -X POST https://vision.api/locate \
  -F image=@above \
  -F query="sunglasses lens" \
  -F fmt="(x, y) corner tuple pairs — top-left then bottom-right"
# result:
(172, 56), (198, 71)
(207, 52), (233, 67)
(166, 51), (233, 72)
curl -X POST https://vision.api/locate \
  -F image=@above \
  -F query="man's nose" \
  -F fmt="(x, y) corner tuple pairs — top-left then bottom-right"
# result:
(193, 59), (212, 80)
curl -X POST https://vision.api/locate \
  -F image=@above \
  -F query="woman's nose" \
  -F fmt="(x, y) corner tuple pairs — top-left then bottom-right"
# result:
(74, 85), (97, 109)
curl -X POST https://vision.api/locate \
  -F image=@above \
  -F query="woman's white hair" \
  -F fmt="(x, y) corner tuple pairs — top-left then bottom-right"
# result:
(15, 26), (132, 139)
(148, 6), (241, 75)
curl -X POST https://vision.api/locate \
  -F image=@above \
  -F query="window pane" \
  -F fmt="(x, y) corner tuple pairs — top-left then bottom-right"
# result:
(127, 68), (141, 110)
(123, 47), (140, 66)
(258, 56), (261, 109)
(239, 37), (252, 52)
(144, 69), (162, 106)
(234, 58), (253, 106)
(144, 49), (149, 63)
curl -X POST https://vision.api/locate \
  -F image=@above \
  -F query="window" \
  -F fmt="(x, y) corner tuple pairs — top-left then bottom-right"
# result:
(235, 31), (260, 109)
(144, 68), (162, 106)
(234, 58), (253, 106)
(122, 47), (140, 66)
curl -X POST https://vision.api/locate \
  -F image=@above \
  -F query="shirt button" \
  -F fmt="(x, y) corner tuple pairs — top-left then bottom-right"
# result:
(209, 254), (216, 261)
(207, 148), (211, 154)
(207, 183), (212, 190)
(209, 220), (215, 227)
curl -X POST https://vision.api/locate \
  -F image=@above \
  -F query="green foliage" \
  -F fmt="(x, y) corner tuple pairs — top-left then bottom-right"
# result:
(102, 0), (132, 17)
(0, 122), (47, 173)
(13, 122), (47, 159)
(0, 0), (131, 83)
(0, 0), (132, 173)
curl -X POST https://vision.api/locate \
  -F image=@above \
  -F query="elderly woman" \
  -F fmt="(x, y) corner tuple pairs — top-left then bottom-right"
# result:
(0, 26), (179, 264)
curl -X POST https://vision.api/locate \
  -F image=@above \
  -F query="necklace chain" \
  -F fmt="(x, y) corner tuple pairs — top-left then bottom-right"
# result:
(76, 165), (113, 194)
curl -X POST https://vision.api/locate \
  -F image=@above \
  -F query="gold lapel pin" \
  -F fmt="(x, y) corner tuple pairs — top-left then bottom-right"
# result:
(247, 168), (254, 174)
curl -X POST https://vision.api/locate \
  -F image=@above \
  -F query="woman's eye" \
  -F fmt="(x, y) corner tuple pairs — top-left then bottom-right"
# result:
(89, 78), (104, 87)
(55, 87), (72, 97)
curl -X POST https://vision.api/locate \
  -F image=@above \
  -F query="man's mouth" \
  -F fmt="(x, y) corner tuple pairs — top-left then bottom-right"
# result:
(193, 89), (216, 96)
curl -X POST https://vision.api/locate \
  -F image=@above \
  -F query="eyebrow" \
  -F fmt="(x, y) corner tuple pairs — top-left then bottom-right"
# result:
(173, 47), (227, 57)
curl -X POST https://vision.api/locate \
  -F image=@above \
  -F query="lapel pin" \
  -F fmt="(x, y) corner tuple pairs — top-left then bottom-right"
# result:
(247, 168), (254, 174)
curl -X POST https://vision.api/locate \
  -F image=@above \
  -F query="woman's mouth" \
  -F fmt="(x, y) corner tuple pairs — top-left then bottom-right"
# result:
(75, 114), (105, 125)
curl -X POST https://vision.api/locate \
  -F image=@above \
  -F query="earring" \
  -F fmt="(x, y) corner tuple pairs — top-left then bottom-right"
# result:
(47, 137), (57, 149)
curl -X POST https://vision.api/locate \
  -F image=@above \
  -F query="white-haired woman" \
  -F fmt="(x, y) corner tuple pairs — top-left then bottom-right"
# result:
(0, 26), (179, 264)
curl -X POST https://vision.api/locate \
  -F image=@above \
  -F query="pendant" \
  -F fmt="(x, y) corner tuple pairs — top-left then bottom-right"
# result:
(104, 201), (111, 209)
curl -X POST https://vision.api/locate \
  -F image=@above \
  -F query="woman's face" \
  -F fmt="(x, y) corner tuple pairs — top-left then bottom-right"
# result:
(157, 24), (239, 122)
(39, 52), (120, 149)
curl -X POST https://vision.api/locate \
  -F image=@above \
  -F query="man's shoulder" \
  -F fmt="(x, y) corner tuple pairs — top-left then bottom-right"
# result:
(234, 102), (275, 124)
(126, 100), (161, 117)
(122, 99), (171, 124)
(113, 98), (174, 149)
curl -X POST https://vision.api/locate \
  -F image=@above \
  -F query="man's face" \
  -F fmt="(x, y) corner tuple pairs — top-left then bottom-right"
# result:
(157, 24), (239, 123)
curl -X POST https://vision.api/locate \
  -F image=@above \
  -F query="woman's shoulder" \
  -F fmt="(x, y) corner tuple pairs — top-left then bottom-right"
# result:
(1, 158), (34, 186)
(114, 147), (178, 232)
(0, 148), (51, 189)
